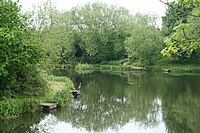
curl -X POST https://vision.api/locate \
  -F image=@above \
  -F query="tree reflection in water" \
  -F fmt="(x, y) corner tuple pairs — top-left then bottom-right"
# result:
(1, 71), (200, 133)
(30, 114), (58, 133)
(53, 72), (164, 132)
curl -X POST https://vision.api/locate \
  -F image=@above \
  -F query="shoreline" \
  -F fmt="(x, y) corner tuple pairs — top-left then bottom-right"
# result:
(75, 63), (200, 73)
(0, 76), (74, 120)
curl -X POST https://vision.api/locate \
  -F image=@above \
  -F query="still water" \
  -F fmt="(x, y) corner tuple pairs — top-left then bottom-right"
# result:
(1, 71), (200, 133)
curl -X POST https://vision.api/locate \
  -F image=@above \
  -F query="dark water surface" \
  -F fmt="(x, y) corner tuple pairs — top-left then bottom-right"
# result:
(1, 71), (200, 133)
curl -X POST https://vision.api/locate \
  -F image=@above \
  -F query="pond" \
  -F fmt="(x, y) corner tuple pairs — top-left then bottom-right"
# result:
(1, 70), (200, 133)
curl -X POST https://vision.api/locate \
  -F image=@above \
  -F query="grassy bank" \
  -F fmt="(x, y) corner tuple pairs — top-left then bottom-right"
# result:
(150, 64), (200, 73)
(75, 63), (200, 73)
(0, 98), (40, 119)
(0, 76), (74, 119)
(75, 63), (144, 73)
(45, 76), (74, 107)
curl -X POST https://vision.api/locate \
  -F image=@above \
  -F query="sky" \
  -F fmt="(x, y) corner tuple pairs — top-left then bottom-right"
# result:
(19, 0), (169, 26)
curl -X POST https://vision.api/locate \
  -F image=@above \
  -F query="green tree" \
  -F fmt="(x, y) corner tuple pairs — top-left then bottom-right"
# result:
(29, 0), (76, 65)
(161, 0), (200, 59)
(29, 0), (59, 64)
(125, 14), (163, 65)
(161, 1), (193, 36)
(70, 2), (132, 63)
(0, 0), (45, 96)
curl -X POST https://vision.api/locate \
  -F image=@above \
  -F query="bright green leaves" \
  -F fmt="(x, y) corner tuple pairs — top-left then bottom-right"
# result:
(162, 22), (200, 57)
(161, 0), (200, 59)
(0, 0), (44, 95)
(178, 0), (200, 16)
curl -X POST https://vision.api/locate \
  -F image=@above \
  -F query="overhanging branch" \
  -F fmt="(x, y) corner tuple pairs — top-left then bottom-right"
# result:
(159, 0), (200, 17)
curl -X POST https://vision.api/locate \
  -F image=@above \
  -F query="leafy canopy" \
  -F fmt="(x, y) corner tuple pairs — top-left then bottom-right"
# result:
(0, 0), (44, 95)
(161, 0), (200, 58)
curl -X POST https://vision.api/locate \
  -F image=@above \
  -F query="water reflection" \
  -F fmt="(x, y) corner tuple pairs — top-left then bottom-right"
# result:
(0, 71), (200, 133)
(55, 72), (163, 132)
(31, 114), (58, 133)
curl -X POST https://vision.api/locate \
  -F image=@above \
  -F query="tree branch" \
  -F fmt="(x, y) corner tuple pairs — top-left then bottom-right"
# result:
(159, 0), (200, 17)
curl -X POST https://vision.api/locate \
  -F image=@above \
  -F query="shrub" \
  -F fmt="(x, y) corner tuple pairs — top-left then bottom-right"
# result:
(0, 0), (45, 96)
(0, 98), (40, 119)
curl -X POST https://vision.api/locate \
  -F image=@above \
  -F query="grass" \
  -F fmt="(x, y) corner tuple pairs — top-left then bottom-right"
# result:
(45, 76), (74, 107)
(0, 98), (40, 119)
(151, 64), (200, 73)
(75, 62), (200, 74)
(75, 63), (144, 73)
(75, 63), (94, 73)
(45, 76), (73, 97)
(0, 75), (74, 119)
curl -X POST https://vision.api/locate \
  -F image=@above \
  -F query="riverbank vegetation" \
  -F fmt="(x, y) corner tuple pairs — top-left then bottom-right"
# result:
(0, 0), (75, 119)
(0, 75), (73, 119)
(27, 0), (199, 67)
(75, 63), (144, 73)
(46, 76), (74, 107)
(0, 0), (199, 118)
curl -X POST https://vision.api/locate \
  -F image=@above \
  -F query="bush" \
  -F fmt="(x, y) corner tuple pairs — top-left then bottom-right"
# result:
(49, 89), (71, 107)
(0, 98), (40, 119)
(46, 76), (74, 107)
(0, 0), (45, 96)
(75, 63), (90, 70)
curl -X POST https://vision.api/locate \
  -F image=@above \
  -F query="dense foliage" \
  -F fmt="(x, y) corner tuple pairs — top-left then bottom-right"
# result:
(125, 14), (163, 65)
(32, 0), (199, 66)
(161, 0), (200, 61)
(28, 0), (73, 65)
(69, 3), (133, 63)
(30, 1), (164, 65)
(0, 0), (45, 96)
(1, 0), (200, 97)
